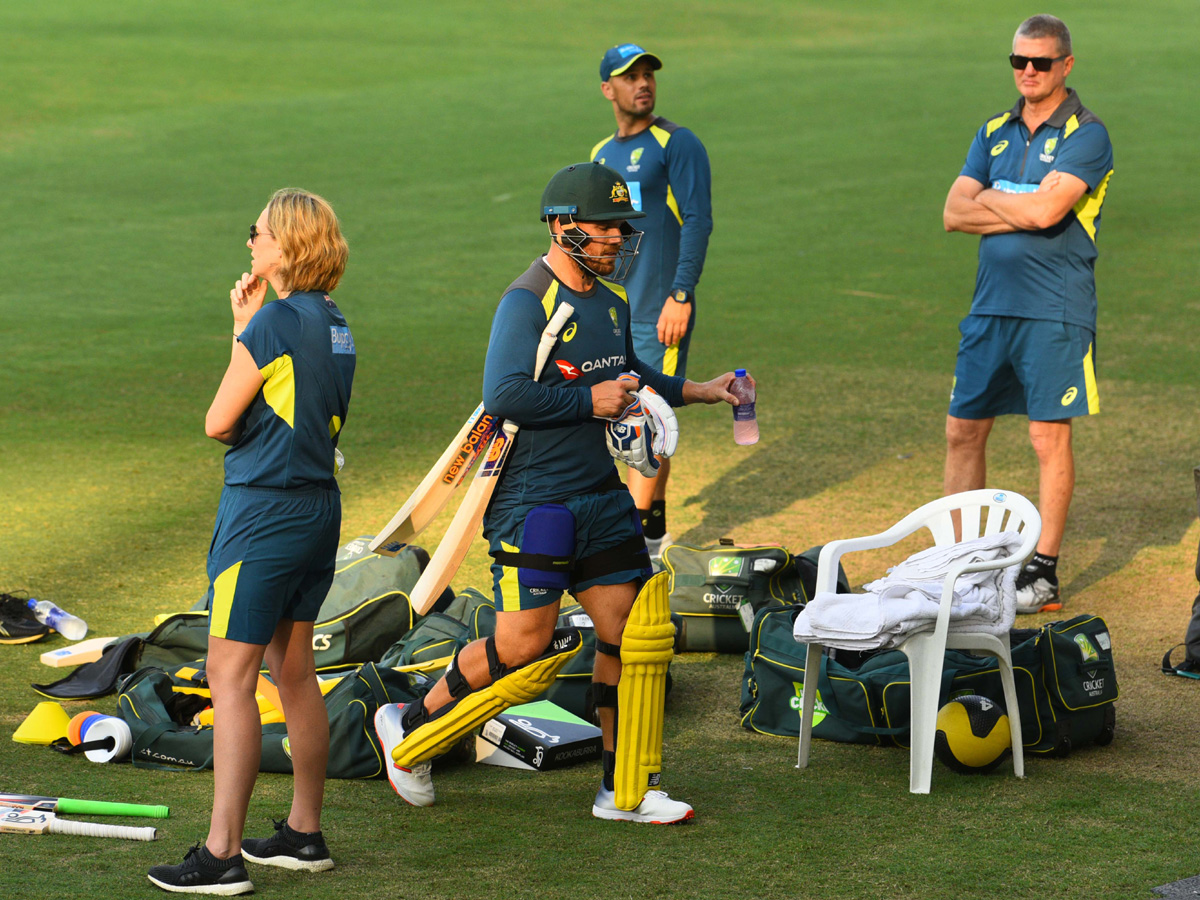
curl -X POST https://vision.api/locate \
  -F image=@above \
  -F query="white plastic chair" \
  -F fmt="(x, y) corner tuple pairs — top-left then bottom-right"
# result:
(795, 489), (1041, 793)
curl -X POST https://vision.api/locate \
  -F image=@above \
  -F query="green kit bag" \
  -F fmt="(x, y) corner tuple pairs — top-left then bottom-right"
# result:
(117, 661), (422, 778)
(665, 542), (847, 653)
(741, 606), (1118, 757)
(740, 605), (907, 745)
(378, 588), (496, 673)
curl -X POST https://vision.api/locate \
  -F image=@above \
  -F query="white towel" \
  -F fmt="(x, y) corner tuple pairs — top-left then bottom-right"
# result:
(793, 532), (1023, 651)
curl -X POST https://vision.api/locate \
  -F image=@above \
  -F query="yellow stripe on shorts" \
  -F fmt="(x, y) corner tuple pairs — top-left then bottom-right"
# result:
(1083, 342), (1099, 414)
(209, 561), (243, 639)
(498, 542), (522, 612)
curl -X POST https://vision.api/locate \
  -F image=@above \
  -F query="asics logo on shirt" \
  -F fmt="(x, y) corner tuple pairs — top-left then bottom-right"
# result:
(990, 140), (1009, 156)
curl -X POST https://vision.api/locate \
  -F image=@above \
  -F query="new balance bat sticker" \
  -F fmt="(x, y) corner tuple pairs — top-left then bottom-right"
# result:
(407, 302), (576, 614)
(369, 403), (501, 555)
(0, 806), (158, 841)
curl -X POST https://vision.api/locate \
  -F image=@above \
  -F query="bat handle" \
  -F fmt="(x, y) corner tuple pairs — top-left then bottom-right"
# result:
(49, 819), (158, 841)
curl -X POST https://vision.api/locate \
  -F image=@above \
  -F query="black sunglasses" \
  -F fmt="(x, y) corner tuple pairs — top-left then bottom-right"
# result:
(1009, 53), (1067, 72)
(249, 224), (274, 243)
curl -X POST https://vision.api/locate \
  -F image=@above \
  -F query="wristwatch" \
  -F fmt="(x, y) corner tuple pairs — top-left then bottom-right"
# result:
(671, 289), (692, 304)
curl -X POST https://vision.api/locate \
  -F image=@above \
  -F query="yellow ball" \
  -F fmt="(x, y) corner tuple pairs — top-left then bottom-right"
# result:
(934, 695), (1012, 774)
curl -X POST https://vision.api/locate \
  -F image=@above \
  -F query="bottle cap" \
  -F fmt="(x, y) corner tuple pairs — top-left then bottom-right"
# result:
(734, 368), (747, 377)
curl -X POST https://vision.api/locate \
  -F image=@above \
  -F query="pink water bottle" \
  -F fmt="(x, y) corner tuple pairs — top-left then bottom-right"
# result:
(731, 369), (759, 445)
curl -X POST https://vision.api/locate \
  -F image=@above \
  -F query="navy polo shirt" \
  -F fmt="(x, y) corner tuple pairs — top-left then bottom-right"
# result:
(226, 291), (356, 488)
(961, 89), (1114, 331)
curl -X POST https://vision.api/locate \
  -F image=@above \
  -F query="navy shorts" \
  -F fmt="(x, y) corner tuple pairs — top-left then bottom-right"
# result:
(484, 486), (650, 613)
(948, 315), (1099, 421)
(204, 485), (341, 644)
(631, 304), (694, 379)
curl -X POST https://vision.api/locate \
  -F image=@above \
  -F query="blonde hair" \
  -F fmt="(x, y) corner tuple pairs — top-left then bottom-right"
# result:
(266, 188), (349, 293)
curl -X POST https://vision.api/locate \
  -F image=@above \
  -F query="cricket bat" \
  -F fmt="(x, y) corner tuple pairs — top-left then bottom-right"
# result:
(39, 636), (118, 668)
(369, 403), (501, 556)
(0, 793), (169, 818)
(0, 807), (157, 841)
(406, 301), (576, 615)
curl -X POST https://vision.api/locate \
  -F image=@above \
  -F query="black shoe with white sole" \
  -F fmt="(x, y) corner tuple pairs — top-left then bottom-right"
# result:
(242, 818), (334, 872)
(147, 843), (253, 895)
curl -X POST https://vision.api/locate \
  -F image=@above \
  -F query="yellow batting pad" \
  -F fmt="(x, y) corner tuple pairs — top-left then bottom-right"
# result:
(615, 571), (674, 810)
(392, 629), (582, 767)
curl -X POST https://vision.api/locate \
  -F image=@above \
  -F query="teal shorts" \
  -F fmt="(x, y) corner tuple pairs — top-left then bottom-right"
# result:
(484, 484), (650, 613)
(204, 484), (341, 644)
(949, 315), (1099, 421)
(631, 306), (694, 379)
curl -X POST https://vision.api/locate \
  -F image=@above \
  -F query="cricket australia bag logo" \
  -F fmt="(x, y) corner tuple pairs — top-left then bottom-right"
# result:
(708, 556), (744, 578)
(1074, 634), (1100, 663)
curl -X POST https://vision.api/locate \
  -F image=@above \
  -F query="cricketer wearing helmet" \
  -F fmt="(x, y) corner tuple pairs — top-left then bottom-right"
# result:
(375, 162), (748, 824)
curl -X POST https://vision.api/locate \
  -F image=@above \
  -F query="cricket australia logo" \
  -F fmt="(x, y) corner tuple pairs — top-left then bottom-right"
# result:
(627, 147), (644, 172)
(1074, 634), (1100, 663)
(608, 307), (620, 335)
(610, 182), (631, 204)
(1040, 136), (1057, 163)
(709, 556), (744, 578)
(791, 684), (828, 726)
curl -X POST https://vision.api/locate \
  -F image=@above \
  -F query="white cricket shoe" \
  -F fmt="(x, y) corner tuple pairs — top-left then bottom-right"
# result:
(591, 783), (694, 824)
(644, 532), (673, 562)
(374, 703), (435, 807)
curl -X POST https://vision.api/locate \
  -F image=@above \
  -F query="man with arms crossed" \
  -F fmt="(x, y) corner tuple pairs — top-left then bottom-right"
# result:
(591, 44), (713, 558)
(943, 15), (1113, 613)
(375, 162), (743, 823)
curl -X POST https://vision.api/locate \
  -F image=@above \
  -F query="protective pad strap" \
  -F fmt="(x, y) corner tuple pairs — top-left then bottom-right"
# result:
(392, 628), (583, 767)
(590, 681), (619, 710)
(615, 571), (674, 810)
(594, 638), (622, 658)
(574, 535), (650, 584)
(444, 637), (501, 700)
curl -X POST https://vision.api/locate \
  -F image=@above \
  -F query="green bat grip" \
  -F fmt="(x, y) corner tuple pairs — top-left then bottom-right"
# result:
(55, 799), (170, 819)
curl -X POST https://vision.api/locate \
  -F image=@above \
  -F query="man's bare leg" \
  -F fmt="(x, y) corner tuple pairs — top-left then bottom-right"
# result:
(945, 415), (994, 539)
(1027, 419), (1073, 557)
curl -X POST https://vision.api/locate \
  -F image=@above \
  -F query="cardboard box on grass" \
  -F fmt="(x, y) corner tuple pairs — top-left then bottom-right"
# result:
(476, 700), (602, 771)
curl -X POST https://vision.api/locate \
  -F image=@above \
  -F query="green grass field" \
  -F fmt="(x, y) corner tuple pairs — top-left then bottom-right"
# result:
(2, 1), (1199, 897)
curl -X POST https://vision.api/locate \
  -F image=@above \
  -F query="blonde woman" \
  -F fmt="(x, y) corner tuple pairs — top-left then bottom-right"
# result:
(150, 190), (353, 895)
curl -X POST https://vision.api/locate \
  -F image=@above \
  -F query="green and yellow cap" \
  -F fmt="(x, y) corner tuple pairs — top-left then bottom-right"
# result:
(540, 162), (645, 222)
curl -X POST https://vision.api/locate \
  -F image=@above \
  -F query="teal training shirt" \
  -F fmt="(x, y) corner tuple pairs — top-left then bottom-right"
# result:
(225, 291), (356, 489)
(591, 116), (712, 323)
(482, 258), (685, 512)
(960, 89), (1114, 331)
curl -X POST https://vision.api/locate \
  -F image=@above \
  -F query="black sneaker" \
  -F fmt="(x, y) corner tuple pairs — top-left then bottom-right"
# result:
(242, 818), (334, 872)
(0, 593), (49, 645)
(147, 844), (254, 895)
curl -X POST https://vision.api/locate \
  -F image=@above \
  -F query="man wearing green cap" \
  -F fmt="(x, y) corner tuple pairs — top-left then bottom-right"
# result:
(591, 44), (713, 560)
(374, 162), (742, 824)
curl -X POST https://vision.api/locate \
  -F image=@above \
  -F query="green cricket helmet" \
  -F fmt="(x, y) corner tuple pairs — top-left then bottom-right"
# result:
(540, 162), (644, 282)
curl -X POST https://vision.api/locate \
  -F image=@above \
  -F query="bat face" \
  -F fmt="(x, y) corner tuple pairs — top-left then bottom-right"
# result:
(0, 807), (53, 833)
